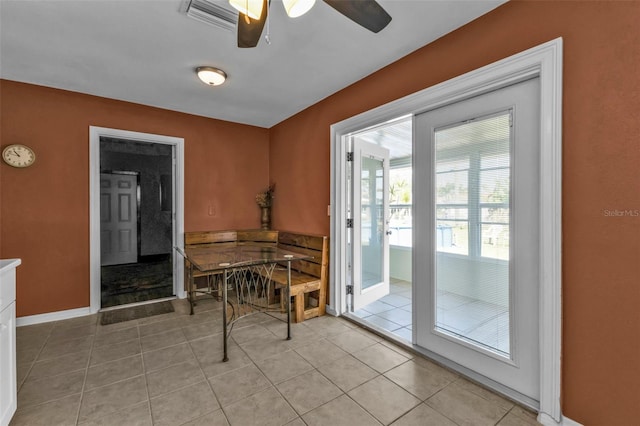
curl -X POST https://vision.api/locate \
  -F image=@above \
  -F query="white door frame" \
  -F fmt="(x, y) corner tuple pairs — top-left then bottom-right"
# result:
(329, 39), (562, 424)
(89, 126), (186, 313)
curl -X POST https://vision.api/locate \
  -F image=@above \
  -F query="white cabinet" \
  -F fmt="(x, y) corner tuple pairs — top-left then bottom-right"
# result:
(0, 259), (20, 426)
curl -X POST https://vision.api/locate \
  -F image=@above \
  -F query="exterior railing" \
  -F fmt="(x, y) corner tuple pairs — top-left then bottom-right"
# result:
(389, 204), (412, 247)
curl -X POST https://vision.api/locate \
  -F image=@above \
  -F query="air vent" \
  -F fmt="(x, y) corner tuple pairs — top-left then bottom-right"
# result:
(185, 0), (238, 32)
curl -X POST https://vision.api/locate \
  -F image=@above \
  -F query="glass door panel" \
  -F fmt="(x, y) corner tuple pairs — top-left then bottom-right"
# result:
(434, 112), (512, 356)
(352, 140), (390, 311)
(361, 156), (384, 290)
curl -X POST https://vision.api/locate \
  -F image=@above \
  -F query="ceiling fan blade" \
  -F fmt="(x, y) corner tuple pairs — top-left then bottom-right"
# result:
(237, 0), (268, 48)
(323, 0), (391, 33)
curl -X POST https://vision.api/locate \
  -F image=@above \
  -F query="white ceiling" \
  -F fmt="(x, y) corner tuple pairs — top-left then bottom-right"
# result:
(0, 0), (505, 128)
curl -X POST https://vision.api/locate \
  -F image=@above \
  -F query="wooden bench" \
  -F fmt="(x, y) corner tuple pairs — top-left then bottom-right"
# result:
(237, 229), (279, 247)
(184, 229), (278, 296)
(270, 231), (329, 323)
(184, 229), (278, 251)
(183, 229), (328, 323)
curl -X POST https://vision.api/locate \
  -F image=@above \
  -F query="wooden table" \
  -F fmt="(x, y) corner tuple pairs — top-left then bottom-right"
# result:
(176, 244), (310, 361)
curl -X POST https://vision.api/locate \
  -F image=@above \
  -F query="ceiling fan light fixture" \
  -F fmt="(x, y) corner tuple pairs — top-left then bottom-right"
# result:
(282, 0), (315, 18)
(228, 0), (263, 20)
(196, 67), (227, 86)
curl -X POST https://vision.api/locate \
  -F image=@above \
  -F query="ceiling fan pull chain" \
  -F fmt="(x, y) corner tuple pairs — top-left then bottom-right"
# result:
(264, 4), (271, 45)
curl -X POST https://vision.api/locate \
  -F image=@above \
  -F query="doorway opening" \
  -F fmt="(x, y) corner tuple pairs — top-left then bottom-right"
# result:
(89, 127), (185, 312)
(99, 139), (174, 308)
(347, 116), (414, 343)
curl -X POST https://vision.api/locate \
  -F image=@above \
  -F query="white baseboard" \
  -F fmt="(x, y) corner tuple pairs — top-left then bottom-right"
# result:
(325, 305), (338, 316)
(538, 412), (583, 426)
(561, 416), (583, 426)
(17, 294), (187, 327)
(16, 307), (92, 327)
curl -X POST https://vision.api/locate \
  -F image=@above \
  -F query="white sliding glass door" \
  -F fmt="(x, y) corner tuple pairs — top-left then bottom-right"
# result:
(414, 78), (541, 400)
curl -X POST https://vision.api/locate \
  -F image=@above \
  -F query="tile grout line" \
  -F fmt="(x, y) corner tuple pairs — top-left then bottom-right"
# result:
(18, 322), (57, 393)
(250, 347), (313, 422)
(289, 330), (414, 423)
(16, 362), (35, 395)
(73, 320), (149, 424)
(14, 320), (94, 418)
(314, 362), (382, 420)
(185, 318), (229, 425)
(181, 310), (355, 423)
(89, 336), (141, 366)
(494, 409), (512, 426)
(323, 366), (410, 425)
(353, 363), (420, 424)
(230, 316), (327, 422)
(309, 334), (468, 425)
(72, 316), (99, 426)
(423, 385), (462, 426)
(138, 320), (155, 425)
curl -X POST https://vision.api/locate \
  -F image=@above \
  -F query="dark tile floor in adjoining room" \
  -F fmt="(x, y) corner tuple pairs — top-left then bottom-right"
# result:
(12, 298), (540, 426)
(101, 256), (174, 308)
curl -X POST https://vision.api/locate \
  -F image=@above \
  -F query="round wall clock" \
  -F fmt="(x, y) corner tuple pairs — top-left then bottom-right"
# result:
(2, 144), (36, 168)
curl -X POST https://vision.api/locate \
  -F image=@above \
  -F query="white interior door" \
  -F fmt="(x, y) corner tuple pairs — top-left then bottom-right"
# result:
(414, 77), (540, 400)
(352, 140), (390, 311)
(100, 172), (138, 266)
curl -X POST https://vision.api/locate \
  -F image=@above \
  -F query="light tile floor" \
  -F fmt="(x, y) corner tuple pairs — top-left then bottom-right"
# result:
(11, 297), (539, 426)
(353, 279), (414, 342)
(354, 280), (510, 354)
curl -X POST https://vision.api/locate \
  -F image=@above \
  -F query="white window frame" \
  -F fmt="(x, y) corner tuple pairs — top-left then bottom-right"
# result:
(329, 38), (562, 424)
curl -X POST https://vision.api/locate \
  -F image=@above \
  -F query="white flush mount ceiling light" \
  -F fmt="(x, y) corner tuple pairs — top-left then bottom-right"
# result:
(196, 67), (227, 86)
(283, 0), (316, 18)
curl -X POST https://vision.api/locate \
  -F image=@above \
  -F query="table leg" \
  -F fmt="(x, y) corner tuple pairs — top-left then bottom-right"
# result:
(188, 263), (194, 316)
(287, 260), (292, 340)
(222, 268), (229, 362)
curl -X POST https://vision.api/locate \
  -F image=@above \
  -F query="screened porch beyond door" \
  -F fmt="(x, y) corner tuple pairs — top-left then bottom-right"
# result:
(354, 278), (510, 353)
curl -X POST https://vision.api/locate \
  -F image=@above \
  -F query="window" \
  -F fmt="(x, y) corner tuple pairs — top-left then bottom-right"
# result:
(389, 166), (412, 247)
(435, 112), (511, 260)
(479, 153), (510, 260)
(360, 164), (385, 247)
(436, 157), (470, 255)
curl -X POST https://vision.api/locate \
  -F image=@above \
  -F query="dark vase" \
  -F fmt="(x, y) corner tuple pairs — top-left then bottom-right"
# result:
(260, 206), (271, 229)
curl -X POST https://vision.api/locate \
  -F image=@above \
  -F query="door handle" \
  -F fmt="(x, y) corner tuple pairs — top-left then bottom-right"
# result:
(385, 230), (393, 235)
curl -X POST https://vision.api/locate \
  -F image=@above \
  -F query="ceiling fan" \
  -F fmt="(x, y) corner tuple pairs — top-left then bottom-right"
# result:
(229, 0), (392, 48)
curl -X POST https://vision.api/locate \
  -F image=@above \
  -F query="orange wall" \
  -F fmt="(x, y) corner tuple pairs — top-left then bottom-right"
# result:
(0, 81), (269, 317)
(1, 1), (639, 423)
(269, 1), (640, 424)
